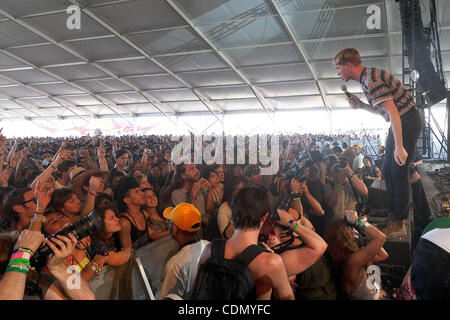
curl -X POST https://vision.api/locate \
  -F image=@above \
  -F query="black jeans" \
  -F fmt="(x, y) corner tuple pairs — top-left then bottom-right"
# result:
(382, 108), (422, 221)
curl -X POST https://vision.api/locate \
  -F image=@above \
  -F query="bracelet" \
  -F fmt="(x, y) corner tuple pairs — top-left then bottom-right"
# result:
(87, 261), (98, 273)
(88, 191), (96, 196)
(31, 215), (46, 224)
(6, 264), (29, 275)
(334, 184), (343, 190)
(292, 197), (301, 202)
(10, 251), (31, 262)
(360, 221), (371, 231)
(8, 258), (31, 268)
(290, 193), (301, 198)
(291, 222), (301, 231)
(13, 247), (33, 255)
(348, 173), (355, 178)
(287, 219), (295, 229)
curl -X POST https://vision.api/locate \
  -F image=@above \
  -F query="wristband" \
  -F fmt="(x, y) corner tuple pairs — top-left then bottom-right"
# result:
(6, 264), (29, 275)
(13, 247), (33, 255)
(88, 191), (96, 196)
(288, 219), (296, 229)
(87, 262), (98, 273)
(31, 215), (46, 224)
(360, 221), (371, 231)
(10, 251), (31, 262)
(292, 197), (301, 202)
(334, 184), (343, 190)
(291, 222), (301, 231)
(8, 258), (30, 268)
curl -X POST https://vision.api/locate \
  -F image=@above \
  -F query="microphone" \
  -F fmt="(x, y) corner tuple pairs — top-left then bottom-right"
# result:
(341, 85), (352, 98)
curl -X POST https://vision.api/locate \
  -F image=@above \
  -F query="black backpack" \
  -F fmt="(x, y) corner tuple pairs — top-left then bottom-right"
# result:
(191, 238), (266, 300)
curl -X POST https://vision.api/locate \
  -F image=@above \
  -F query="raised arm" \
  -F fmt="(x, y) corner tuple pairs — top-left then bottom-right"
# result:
(277, 209), (328, 276)
(30, 149), (71, 192)
(0, 230), (45, 300)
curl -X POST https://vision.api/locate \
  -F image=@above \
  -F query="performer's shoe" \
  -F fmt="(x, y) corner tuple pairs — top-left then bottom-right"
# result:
(381, 219), (406, 238)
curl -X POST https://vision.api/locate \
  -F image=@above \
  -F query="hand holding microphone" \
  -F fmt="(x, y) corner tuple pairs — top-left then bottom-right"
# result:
(341, 85), (361, 109)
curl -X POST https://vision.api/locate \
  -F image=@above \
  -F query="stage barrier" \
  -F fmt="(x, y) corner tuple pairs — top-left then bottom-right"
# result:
(89, 235), (179, 300)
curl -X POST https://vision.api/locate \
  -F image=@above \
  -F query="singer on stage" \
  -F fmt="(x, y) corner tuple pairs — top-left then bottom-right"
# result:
(333, 48), (422, 238)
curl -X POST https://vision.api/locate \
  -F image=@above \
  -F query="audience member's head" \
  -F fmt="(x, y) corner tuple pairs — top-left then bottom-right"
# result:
(3, 188), (36, 230)
(231, 185), (270, 230)
(244, 165), (262, 186)
(115, 177), (145, 213)
(163, 203), (201, 244)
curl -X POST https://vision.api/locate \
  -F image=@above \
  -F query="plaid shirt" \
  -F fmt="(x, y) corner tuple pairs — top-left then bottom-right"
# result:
(360, 67), (415, 122)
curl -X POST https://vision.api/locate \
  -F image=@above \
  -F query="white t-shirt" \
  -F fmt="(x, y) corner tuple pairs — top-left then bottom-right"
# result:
(353, 153), (364, 171)
(159, 240), (210, 300)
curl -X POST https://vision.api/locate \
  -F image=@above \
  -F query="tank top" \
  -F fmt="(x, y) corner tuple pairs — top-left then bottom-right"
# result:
(348, 266), (381, 300)
(121, 211), (150, 249)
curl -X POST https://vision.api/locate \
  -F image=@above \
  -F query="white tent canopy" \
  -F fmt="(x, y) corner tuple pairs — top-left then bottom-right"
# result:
(0, 0), (448, 136)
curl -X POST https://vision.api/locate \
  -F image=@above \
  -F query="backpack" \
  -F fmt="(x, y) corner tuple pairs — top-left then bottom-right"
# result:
(191, 238), (266, 300)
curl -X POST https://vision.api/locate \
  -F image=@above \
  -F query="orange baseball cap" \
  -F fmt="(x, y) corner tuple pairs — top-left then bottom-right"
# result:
(163, 203), (201, 232)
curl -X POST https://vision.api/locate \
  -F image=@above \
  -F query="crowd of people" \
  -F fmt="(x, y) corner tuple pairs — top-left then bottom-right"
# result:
(0, 131), (448, 300)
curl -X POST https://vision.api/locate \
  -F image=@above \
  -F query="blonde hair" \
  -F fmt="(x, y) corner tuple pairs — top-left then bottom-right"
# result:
(333, 48), (362, 66)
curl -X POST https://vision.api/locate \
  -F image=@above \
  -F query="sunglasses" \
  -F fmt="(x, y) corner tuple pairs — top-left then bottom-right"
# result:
(20, 198), (37, 205)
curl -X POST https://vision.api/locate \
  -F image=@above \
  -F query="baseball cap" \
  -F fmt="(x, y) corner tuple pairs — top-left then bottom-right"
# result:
(163, 203), (201, 232)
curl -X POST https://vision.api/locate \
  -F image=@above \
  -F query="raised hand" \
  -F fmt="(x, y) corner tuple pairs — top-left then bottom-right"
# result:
(88, 176), (103, 194)
(35, 180), (54, 212)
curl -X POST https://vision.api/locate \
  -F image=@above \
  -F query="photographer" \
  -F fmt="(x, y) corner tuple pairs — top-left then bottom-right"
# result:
(0, 229), (95, 300)
(324, 158), (368, 223)
(259, 208), (327, 274)
(323, 210), (388, 300)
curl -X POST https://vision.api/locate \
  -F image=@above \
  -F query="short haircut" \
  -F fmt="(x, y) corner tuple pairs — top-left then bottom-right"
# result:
(333, 48), (361, 66)
(3, 188), (30, 224)
(114, 149), (128, 160)
(48, 188), (77, 212)
(231, 185), (270, 230)
(201, 166), (217, 180)
(114, 176), (139, 213)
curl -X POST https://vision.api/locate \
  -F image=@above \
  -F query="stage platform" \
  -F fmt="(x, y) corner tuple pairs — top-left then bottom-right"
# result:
(365, 160), (450, 289)
(418, 160), (450, 219)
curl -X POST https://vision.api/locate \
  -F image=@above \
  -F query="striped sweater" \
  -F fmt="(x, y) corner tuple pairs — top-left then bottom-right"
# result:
(359, 67), (415, 122)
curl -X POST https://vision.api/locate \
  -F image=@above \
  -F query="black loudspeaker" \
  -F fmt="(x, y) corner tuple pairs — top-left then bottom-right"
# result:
(400, 0), (447, 106)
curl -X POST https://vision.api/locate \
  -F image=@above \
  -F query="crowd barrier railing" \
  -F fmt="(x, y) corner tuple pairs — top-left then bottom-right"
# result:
(89, 235), (179, 300)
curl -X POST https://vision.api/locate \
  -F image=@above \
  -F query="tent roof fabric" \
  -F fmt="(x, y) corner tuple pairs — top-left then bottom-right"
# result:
(0, 0), (448, 123)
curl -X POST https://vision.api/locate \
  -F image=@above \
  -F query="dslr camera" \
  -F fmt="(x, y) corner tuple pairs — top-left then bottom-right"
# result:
(30, 210), (103, 270)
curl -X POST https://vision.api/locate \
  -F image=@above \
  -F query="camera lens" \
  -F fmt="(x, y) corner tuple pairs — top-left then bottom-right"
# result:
(30, 210), (103, 269)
